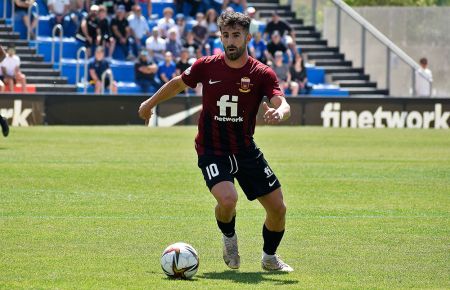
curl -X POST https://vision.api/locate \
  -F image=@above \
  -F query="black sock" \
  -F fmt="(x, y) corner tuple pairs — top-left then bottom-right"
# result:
(263, 224), (285, 255)
(217, 215), (236, 238)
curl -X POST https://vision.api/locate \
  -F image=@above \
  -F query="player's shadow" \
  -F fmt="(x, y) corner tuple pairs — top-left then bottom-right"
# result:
(198, 270), (298, 285)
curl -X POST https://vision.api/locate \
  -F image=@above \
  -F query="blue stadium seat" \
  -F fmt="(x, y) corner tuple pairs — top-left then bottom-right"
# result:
(32, 37), (83, 62)
(77, 81), (143, 94)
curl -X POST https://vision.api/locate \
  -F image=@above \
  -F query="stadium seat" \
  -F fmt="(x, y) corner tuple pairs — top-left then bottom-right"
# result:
(76, 81), (144, 94)
(32, 37), (83, 62)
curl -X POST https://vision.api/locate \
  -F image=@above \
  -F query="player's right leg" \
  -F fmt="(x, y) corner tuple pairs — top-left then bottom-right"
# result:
(211, 181), (240, 269)
(0, 114), (9, 137)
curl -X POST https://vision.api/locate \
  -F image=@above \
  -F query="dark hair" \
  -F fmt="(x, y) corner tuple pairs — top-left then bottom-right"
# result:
(217, 11), (251, 33)
(419, 57), (428, 65)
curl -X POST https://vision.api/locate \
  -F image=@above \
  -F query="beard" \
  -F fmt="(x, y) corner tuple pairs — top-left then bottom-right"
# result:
(224, 44), (246, 61)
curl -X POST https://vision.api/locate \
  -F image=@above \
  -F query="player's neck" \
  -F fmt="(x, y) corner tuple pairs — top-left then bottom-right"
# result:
(223, 52), (249, 69)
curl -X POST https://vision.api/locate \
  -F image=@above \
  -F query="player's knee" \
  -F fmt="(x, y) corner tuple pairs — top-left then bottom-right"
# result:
(270, 202), (286, 220)
(218, 195), (237, 211)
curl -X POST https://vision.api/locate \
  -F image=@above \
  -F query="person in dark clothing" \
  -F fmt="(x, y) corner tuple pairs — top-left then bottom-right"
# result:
(88, 46), (117, 93)
(0, 46), (9, 137)
(264, 11), (296, 52)
(14, 0), (38, 39)
(266, 31), (291, 64)
(289, 52), (309, 96)
(110, 5), (137, 59)
(134, 50), (161, 93)
(97, 5), (115, 59)
(76, 4), (100, 57)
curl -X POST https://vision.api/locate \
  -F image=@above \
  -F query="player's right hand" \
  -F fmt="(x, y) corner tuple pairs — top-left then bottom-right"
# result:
(138, 101), (153, 125)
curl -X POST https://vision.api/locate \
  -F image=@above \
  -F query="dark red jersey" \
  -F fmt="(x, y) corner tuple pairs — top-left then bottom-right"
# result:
(181, 53), (283, 156)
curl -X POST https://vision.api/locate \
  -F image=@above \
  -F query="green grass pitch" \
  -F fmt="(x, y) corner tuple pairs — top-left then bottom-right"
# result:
(0, 126), (449, 289)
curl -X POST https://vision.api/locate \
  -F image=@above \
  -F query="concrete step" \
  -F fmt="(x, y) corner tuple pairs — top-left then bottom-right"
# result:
(0, 39), (30, 47)
(27, 76), (68, 84)
(260, 11), (296, 18)
(336, 80), (377, 88)
(299, 46), (339, 53)
(20, 62), (54, 69)
(296, 38), (327, 46)
(331, 73), (370, 81)
(19, 54), (45, 62)
(306, 52), (345, 60)
(0, 32), (20, 39)
(315, 60), (352, 67)
(35, 84), (78, 93)
(347, 87), (389, 95)
(322, 66), (364, 74)
(21, 68), (61, 76)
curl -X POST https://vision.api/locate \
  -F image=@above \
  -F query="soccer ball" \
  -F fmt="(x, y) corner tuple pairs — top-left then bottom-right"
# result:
(160, 242), (199, 279)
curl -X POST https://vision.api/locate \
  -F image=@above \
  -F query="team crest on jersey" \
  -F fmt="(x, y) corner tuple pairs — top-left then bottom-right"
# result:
(238, 77), (251, 93)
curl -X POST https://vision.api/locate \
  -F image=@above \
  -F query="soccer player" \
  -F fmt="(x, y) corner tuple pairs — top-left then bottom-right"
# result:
(138, 11), (293, 272)
(0, 45), (10, 137)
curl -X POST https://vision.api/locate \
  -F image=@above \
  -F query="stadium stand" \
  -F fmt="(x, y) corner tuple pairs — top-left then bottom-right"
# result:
(0, 0), (388, 95)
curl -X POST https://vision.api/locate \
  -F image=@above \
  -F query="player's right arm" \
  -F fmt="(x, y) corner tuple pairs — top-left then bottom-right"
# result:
(138, 75), (188, 122)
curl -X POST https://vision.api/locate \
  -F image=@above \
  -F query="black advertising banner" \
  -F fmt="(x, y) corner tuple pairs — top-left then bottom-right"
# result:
(0, 95), (45, 126)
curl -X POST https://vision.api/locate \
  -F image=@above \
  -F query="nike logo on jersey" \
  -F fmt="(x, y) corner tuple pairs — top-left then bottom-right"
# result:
(209, 79), (222, 85)
(269, 179), (278, 187)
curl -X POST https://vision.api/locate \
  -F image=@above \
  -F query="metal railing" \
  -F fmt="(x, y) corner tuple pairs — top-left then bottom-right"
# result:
(3, 0), (7, 19)
(51, 24), (63, 71)
(27, 1), (39, 40)
(288, 0), (433, 96)
(100, 69), (114, 94)
(76, 46), (88, 93)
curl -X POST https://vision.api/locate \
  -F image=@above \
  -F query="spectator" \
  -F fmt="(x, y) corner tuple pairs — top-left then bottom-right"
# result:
(175, 13), (188, 41)
(206, 8), (220, 41)
(14, 0), (38, 39)
(48, 0), (71, 36)
(264, 11), (296, 52)
(145, 27), (166, 63)
(68, 0), (88, 36)
(157, 7), (175, 39)
(134, 50), (161, 93)
(157, 51), (176, 84)
(94, 0), (115, 16)
(97, 5), (115, 59)
(76, 4), (100, 57)
(182, 31), (202, 59)
(174, 0), (200, 17)
(223, 0), (247, 13)
(165, 28), (182, 59)
(246, 6), (262, 35)
(192, 12), (209, 54)
(415, 57), (433, 97)
(88, 46), (117, 93)
(1, 47), (27, 93)
(249, 31), (269, 64)
(111, 5), (137, 60)
(289, 52), (308, 96)
(271, 51), (290, 94)
(128, 4), (150, 50)
(114, 0), (134, 16)
(176, 48), (191, 94)
(266, 30), (291, 64)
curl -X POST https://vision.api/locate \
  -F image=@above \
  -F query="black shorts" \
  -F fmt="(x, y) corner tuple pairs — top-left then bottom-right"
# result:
(198, 149), (281, 201)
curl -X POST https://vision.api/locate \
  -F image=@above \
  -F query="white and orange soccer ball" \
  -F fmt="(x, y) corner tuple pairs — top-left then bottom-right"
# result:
(160, 242), (199, 279)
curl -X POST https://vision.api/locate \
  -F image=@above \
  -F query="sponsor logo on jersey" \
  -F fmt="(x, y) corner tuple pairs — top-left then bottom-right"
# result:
(215, 95), (243, 122)
(238, 77), (251, 93)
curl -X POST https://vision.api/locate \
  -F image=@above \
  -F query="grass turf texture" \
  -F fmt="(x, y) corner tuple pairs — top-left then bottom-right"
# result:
(0, 126), (449, 289)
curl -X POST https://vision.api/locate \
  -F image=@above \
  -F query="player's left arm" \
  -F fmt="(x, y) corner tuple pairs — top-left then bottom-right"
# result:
(263, 95), (291, 125)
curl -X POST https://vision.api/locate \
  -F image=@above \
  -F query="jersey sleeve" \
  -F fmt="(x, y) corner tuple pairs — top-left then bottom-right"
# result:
(181, 57), (203, 88)
(262, 66), (284, 100)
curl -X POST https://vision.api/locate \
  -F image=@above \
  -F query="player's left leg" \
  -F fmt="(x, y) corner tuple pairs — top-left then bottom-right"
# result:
(0, 114), (9, 137)
(258, 188), (293, 272)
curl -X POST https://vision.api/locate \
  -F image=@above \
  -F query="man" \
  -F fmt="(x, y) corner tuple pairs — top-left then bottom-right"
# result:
(88, 46), (117, 93)
(0, 46), (9, 137)
(110, 5), (137, 60)
(264, 11), (296, 52)
(127, 4), (150, 51)
(1, 46), (27, 93)
(157, 7), (175, 39)
(266, 30), (291, 64)
(165, 28), (182, 59)
(145, 27), (166, 64)
(97, 5), (115, 59)
(14, 0), (38, 39)
(249, 31), (269, 64)
(415, 57), (432, 97)
(134, 50), (160, 93)
(75, 4), (100, 57)
(138, 11), (293, 272)
(157, 51), (176, 84)
(47, 0), (71, 35)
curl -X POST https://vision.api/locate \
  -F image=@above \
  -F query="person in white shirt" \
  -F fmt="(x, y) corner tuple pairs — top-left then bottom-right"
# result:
(48, 0), (71, 35)
(0, 47), (26, 93)
(128, 4), (150, 51)
(145, 27), (166, 63)
(415, 57), (433, 97)
(157, 7), (175, 39)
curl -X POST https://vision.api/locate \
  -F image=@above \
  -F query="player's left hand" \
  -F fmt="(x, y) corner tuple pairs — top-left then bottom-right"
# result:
(263, 102), (283, 124)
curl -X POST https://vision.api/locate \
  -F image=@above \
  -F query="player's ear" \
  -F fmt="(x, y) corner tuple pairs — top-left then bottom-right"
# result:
(245, 32), (252, 44)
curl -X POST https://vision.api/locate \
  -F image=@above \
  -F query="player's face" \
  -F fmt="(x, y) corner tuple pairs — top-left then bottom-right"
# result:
(220, 25), (250, 61)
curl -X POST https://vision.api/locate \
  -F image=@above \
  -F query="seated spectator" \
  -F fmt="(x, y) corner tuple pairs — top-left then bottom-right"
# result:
(223, 0), (247, 13)
(266, 30), (291, 64)
(249, 31), (269, 64)
(0, 47), (27, 93)
(165, 28), (182, 59)
(135, 50), (161, 93)
(146, 27), (166, 63)
(174, 0), (200, 17)
(175, 13), (188, 41)
(206, 8), (220, 41)
(246, 6), (262, 35)
(157, 7), (175, 39)
(158, 52), (176, 84)
(111, 5), (138, 60)
(88, 46), (117, 93)
(115, 0), (134, 16)
(48, 0), (71, 36)
(67, 0), (87, 36)
(192, 12), (209, 55)
(271, 51), (290, 93)
(76, 4), (100, 57)
(128, 4), (150, 50)
(94, 0), (115, 16)
(182, 31), (202, 59)
(97, 5), (115, 59)
(176, 48), (191, 94)
(289, 52), (308, 96)
(14, 0), (38, 39)
(264, 11), (296, 52)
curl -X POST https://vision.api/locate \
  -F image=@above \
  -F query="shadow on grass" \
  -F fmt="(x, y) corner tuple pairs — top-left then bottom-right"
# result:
(198, 270), (298, 285)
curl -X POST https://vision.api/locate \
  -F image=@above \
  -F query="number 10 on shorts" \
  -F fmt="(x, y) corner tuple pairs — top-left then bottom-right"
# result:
(206, 163), (219, 180)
